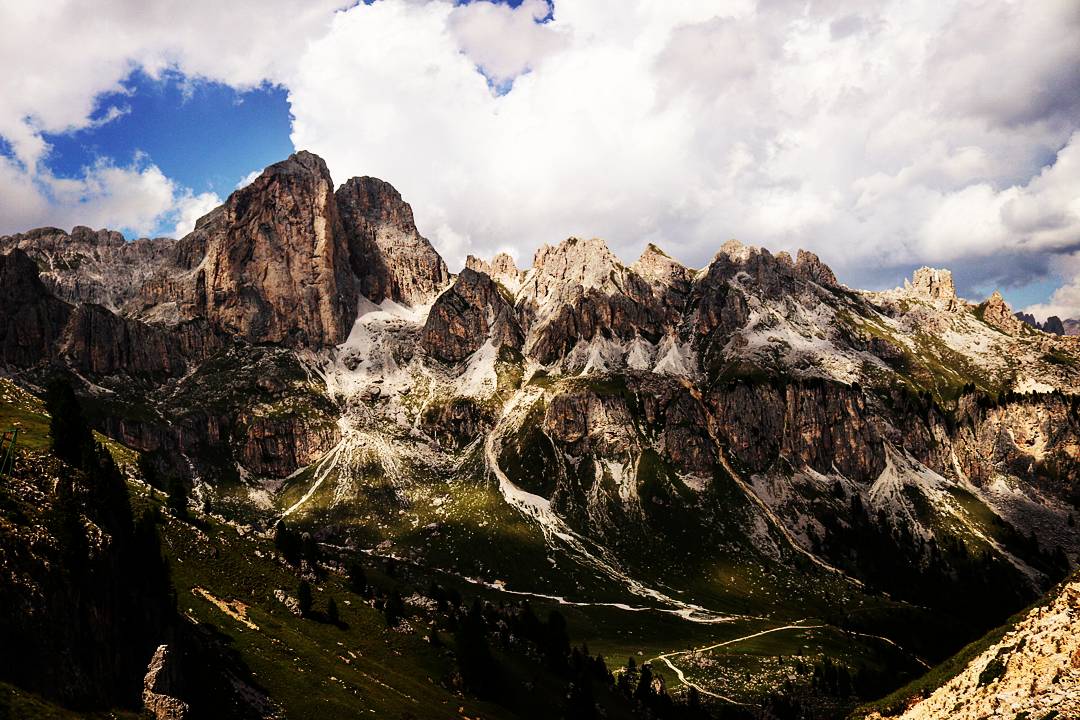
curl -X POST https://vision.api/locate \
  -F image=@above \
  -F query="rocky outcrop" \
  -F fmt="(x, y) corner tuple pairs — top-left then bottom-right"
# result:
(143, 645), (190, 720)
(336, 176), (448, 305)
(58, 304), (204, 378)
(0, 249), (71, 367)
(1, 249), (218, 378)
(906, 267), (957, 307)
(794, 249), (838, 287)
(466, 252), (523, 294)
(2, 152), (454, 350)
(0, 226), (185, 312)
(866, 577), (1080, 720)
(519, 238), (672, 365)
(710, 379), (886, 482)
(187, 151), (357, 348)
(630, 243), (693, 314)
(234, 414), (341, 478)
(420, 268), (523, 362)
(980, 290), (1023, 334)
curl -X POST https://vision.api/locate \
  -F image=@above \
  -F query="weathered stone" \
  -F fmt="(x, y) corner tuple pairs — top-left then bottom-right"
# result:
(421, 268), (522, 362)
(142, 644), (190, 720)
(336, 176), (449, 305)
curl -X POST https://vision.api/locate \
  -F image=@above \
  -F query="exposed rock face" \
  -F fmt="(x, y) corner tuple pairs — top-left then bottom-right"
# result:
(1016, 311), (1078, 335)
(906, 267), (957, 305)
(630, 243), (693, 313)
(795, 249), (838, 287)
(519, 237), (671, 365)
(0, 226), (184, 311)
(59, 304), (194, 377)
(867, 578), (1080, 720)
(981, 290), (1023, 334)
(710, 380), (886, 482)
(420, 268), (523, 362)
(336, 176), (449, 305)
(466, 252), (523, 293)
(1044, 315), (1066, 335)
(143, 645), (190, 720)
(234, 413), (341, 478)
(190, 151), (357, 348)
(0, 249), (71, 367)
(0, 249), (217, 378)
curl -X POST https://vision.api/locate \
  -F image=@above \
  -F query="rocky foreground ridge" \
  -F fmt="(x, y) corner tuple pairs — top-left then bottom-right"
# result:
(3, 150), (1080, 714)
(864, 572), (1080, 719)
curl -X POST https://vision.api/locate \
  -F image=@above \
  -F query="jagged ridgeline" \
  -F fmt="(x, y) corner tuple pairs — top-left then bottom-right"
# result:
(1, 150), (1079, 719)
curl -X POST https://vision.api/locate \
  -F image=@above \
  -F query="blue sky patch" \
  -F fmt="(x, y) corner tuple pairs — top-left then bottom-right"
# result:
(41, 70), (294, 198)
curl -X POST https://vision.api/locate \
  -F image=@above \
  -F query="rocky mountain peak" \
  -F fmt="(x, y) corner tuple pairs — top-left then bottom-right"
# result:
(981, 290), (1023, 335)
(420, 267), (523, 362)
(794, 249), (838, 287)
(906, 266), (957, 303)
(716, 238), (756, 263)
(631, 242), (692, 291)
(335, 175), (449, 306)
(465, 252), (523, 294)
(190, 150), (357, 347)
(526, 237), (623, 307)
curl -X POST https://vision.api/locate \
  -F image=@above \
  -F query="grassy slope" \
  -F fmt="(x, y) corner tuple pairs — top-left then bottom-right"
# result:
(850, 570), (1077, 718)
(0, 681), (141, 720)
(0, 378), (1012, 716)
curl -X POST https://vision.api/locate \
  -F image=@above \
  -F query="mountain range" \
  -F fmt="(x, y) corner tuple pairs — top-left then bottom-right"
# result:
(1, 150), (1078, 720)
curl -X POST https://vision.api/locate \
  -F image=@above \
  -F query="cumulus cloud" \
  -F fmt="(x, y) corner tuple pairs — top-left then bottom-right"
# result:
(0, 152), (210, 237)
(2, 0), (1080, 314)
(0, 0), (347, 237)
(286, 0), (1080, 299)
(448, 0), (565, 87)
(172, 190), (222, 236)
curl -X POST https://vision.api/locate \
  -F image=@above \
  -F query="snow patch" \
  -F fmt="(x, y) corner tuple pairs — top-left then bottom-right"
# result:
(458, 340), (499, 398)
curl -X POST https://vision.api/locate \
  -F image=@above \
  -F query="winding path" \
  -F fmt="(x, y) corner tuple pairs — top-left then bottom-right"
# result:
(653, 621), (825, 701)
(484, 388), (739, 624)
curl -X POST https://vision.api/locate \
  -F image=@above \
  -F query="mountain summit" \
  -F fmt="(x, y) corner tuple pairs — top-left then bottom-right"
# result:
(2, 150), (1079, 718)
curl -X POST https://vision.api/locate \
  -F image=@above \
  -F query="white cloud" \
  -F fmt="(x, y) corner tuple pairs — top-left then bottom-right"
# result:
(286, 0), (1080, 285)
(2, 0), (1079, 313)
(172, 190), (222, 236)
(447, 0), (566, 87)
(0, 0), (349, 238)
(0, 153), (204, 237)
(0, 0), (349, 168)
(235, 170), (263, 190)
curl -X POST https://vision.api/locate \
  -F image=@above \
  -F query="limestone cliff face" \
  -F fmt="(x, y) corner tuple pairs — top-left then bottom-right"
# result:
(189, 151), (357, 348)
(0, 226), (184, 312)
(906, 266), (957, 304)
(519, 237), (672, 365)
(336, 176), (449, 306)
(0, 249), (212, 378)
(980, 290), (1023, 335)
(466, 252), (524, 294)
(0, 249), (71, 367)
(709, 380), (887, 482)
(420, 268), (523, 362)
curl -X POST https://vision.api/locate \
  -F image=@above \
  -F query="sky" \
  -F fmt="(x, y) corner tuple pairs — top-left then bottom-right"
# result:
(0, 0), (1078, 319)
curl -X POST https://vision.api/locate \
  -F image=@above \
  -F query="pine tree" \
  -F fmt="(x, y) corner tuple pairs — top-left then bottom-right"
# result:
(274, 522), (302, 565)
(384, 589), (405, 627)
(327, 597), (339, 625)
(347, 559), (368, 596)
(455, 598), (495, 695)
(45, 378), (93, 467)
(543, 609), (571, 672)
(167, 474), (189, 518)
(635, 662), (654, 703)
(298, 579), (313, 617)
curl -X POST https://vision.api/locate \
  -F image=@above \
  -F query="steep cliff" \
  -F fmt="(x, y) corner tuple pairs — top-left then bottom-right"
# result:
(336, 176), (449, 305)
